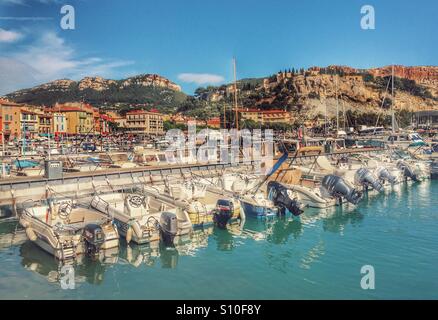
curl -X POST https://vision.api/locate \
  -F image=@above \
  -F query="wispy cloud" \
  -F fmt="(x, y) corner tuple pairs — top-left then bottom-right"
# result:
(0, 28), (23, 42)
(178, 73), (225, 85)
(0, 17), (53, 21)
(0, 0), (60, 5)
(0, 31), (134, 94)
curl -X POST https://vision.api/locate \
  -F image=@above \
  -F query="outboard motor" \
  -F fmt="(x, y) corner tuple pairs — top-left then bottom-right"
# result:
(396, 161), (419, 182)
(431, 161), (438, 180)
(83, 224), (105, 256)
(213, 199), (234, 229)
(375, 166), (397, 184)
(160, 212), (178, 246)
(267, 181), (304, 216)
(321, 175), (363, 205)
(354, 168), (384, 192)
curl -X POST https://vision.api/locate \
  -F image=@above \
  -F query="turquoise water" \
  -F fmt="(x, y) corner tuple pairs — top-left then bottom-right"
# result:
(0, 180), (437, 300)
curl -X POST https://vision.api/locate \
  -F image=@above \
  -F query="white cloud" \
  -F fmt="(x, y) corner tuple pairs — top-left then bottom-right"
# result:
(0, 31), (134, 94)
(0, 28), (23, 42)
(178, 73), (224, 85)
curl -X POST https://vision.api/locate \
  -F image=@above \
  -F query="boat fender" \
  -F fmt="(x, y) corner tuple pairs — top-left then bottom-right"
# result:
(26, 227), (37, 241)
(21, 220), (30, 228)
(126, 226), (133, 244)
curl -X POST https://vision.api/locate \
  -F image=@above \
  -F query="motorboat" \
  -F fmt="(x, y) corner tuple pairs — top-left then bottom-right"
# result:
(19, 198), (119, 260)
(91, 191), (192, 245)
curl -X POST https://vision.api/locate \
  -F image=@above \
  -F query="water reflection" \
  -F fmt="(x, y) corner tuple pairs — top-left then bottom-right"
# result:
(20, 241), (118, 285)
(8, 196), (371, 285)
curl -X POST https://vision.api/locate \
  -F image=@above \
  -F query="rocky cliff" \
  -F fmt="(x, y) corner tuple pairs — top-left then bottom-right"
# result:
(200, 65), (438, 119)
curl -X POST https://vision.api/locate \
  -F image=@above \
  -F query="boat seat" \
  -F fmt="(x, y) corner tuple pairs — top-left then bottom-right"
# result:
(26, 206), (48, 219)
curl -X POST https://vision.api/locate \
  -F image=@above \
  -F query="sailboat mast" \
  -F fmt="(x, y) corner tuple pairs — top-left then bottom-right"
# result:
(336, 75), (339, 132)
(223, 102), (226, 129)
(343, 100), (346, 131)
(391, 65), (395, 134)
(233, 58), (239, 130)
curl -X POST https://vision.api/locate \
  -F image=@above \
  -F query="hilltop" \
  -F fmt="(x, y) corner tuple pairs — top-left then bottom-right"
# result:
(5, 74), (187, 113)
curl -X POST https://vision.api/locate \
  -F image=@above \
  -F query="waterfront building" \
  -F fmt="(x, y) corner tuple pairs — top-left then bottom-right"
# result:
(126, 109), (164, 135)
(37, 111), (52, 137)
(20, 108), (39, 139)
(0, 100), (23, 141)
(57, 103), (94, 135)
(106, 111), (127, 130)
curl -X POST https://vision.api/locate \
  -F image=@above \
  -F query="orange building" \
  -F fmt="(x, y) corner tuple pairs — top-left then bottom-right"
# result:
(0, 100), (24, 141)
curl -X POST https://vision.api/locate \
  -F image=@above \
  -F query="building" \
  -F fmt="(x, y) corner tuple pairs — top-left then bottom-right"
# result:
(20, 109), (39, 139)
(52, 112), (67, 136)
(0, 100), (23, 141)
(126, 110), (164, 135)
(412, 110), (438, 129)
(106, 111), (127, 130)
(57, 103), (94, 135)
(99, 114), (114, 135)
(239, 109), (292, 125)
(37, 111), (52, 137)
(207, 117), (221, 129)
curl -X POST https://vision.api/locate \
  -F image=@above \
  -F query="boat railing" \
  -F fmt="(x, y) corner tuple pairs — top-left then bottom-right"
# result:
(90, 196), (111, 217)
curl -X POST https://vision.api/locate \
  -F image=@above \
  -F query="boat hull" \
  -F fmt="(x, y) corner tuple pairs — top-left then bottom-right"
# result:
(240, 200), (278, 218)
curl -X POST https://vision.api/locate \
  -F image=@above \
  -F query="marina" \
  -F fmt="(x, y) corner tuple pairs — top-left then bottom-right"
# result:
(0, 133), (436, 299)
(0, 178), (437, 299)
(0, 0), (437, 303)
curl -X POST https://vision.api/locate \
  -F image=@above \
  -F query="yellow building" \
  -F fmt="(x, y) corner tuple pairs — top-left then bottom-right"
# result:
(58, 103), (94, 135)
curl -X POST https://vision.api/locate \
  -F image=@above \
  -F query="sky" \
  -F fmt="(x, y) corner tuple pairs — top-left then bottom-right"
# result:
(0, 0), (437, 95)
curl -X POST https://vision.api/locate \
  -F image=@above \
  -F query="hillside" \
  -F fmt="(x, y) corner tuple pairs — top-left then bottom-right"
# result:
(3, 66), (437, 123)
(191, 66), (438, 121)
(5, 74), (187, 113)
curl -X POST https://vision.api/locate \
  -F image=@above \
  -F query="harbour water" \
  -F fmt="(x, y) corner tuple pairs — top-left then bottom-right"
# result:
(0, 180), (437, 300)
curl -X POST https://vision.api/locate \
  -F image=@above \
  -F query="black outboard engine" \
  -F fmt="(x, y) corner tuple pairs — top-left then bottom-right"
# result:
(354, 168), (383, 192)
(160, 212), (178, 246)
(213, 199), (234, 229)
(396, 161), (419, 182)
(267, 181), (304, 216)
(321, 175), (363, 205)
(375, 166), (397, 184)
(431, 161), (438, 180)
(83, 224), (105, 256)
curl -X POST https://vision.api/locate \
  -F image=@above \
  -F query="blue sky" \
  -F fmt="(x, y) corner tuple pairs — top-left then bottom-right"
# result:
(0, 0), (437, 95)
